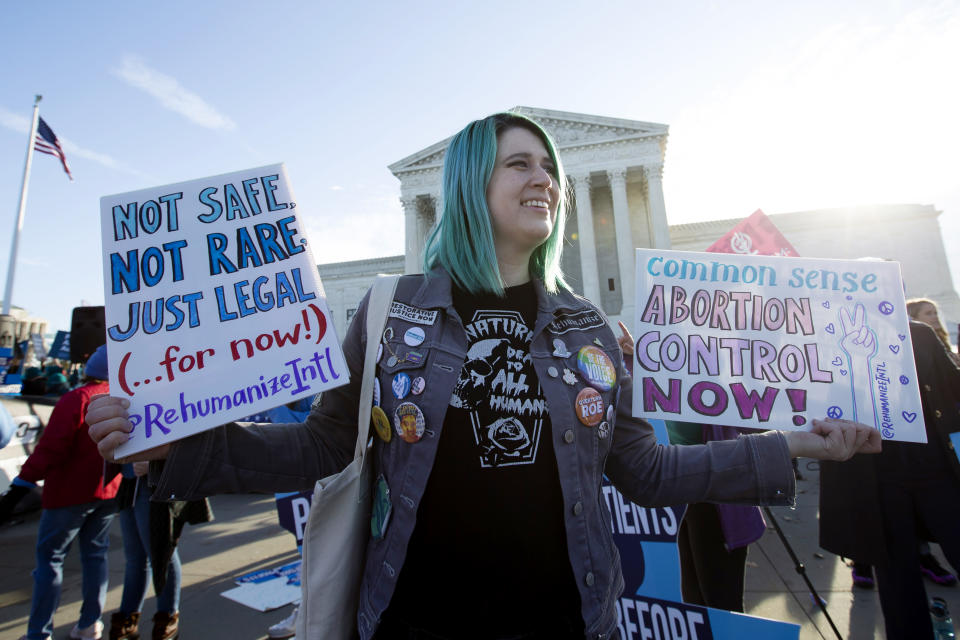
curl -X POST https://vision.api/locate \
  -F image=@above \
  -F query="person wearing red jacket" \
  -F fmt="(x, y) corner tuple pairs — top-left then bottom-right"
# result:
(16, 345), (121, 640)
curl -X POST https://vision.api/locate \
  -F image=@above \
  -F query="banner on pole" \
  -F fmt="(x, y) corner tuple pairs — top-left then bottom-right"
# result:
(101, 164), (347, 456)
(48, 331), (71, 360)
(705, 209), (799, 257)
(632, 249), (924, 442)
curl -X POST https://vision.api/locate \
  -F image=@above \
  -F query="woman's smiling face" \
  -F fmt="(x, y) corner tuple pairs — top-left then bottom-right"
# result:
(485, 126), (560, 261)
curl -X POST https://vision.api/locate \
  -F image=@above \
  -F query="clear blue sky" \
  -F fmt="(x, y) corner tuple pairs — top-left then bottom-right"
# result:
(2, 0), (958, 334)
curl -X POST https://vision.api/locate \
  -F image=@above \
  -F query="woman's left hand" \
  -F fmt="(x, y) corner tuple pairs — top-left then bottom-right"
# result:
(784, 419), (882, 461)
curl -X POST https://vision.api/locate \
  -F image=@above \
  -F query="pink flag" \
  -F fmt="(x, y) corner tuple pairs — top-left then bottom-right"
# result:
(705, 209), (798, 256)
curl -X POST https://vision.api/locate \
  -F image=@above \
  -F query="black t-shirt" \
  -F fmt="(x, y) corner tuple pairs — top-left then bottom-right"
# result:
(385, 281), (582, 637)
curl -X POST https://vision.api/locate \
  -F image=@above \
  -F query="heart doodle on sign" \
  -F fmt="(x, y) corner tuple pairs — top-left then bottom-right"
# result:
(898, 334), (906, 341)
(840, 369), (847, 376)
(825, 323), (835, 334)
(902, 411), (917, 423)
(889, 344), (900, 354)
(822, 301), (830, 309)
(831, 356), (842, 366)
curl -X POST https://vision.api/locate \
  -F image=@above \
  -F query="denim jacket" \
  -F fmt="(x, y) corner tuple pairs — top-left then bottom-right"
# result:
(154, 267), (795, 639)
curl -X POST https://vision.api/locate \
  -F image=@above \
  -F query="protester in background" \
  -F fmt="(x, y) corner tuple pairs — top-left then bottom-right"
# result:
(20, 365), (47, 396)
(43, 363), (70, 396)
(820, 319), (960, 639)
(846, 299), (960, 591)
(88, 112), (879, 640)
(909, 297), (960, 366)
(15, 345), (121, 640)
(107, 457), (210, 640)
(68, 365), (81, 389)
(618, 322), (764, 611)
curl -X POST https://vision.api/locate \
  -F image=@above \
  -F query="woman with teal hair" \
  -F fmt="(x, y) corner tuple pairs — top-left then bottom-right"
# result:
(87, 111), (879, 639)
(422, 112), (568, 296)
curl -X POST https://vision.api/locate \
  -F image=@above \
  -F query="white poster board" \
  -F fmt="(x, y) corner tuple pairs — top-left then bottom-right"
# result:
(632, 249), (925, 442)
(101, 164), (347, 456)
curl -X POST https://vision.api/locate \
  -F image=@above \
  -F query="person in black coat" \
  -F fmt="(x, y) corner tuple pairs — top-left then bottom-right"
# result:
(819, 320), (960, 639)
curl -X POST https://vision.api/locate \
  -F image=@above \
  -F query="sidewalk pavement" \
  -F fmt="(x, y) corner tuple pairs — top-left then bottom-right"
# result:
(1, 459), (957, 639)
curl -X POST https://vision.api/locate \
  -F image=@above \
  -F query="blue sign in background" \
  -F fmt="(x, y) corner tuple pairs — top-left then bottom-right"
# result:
(48, 331), (71, 360)
(275, 490), (313, 546)
(608, 418), (799, 640)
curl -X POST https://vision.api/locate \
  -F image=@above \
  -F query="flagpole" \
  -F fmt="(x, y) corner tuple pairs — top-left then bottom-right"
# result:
(2, 95), (42, 317)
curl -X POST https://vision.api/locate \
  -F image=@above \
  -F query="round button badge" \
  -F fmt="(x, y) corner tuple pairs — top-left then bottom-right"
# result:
(598, 421), (610, 440)
(371, 406), (392, 443)
(394, 402), (425, 443)
(392, 372), (411, 399)
(576, 346), (616, 391)
(575, 387), (604, 427)
(411, 376), (426, 395)
(404, 326), (426, 347)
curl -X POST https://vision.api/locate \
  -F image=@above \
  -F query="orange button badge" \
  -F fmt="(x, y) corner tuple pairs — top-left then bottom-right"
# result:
(576, 387), (604, 427)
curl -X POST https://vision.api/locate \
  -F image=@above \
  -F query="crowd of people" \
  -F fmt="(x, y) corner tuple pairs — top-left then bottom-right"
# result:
(1, 345), (212, 640)
(0, 110), (954, 639)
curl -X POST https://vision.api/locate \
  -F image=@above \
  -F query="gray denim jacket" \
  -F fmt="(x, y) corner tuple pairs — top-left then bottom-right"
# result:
(154, 268), (795, 639)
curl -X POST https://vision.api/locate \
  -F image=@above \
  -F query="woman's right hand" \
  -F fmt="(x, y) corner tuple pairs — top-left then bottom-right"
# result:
(87, 394), (170, 462)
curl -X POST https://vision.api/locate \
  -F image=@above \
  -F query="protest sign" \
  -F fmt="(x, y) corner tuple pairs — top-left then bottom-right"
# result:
(48, 331), (71, 360)
(705, 209), (799, 257)
(607, 419), (799, 640)
(101, 164), (347, 456)
(632, 249), (925, 442)
(222, 561), (302, 611)
(276, 490), (312, 546)
(30, 334), (46, 360)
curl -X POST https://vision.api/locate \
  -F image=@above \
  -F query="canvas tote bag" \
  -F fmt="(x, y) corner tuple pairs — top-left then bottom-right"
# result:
(297, 274), (399, 640)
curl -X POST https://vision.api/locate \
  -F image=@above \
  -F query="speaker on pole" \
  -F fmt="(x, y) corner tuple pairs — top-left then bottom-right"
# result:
(69, 306), (105, 363)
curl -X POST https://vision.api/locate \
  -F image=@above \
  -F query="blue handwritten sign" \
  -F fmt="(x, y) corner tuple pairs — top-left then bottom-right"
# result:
(632, 249), (925, 443)
(101, 164), (347, 456)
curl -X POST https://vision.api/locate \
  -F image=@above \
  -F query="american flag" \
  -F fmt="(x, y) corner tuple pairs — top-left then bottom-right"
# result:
(34, 117), (73, 180)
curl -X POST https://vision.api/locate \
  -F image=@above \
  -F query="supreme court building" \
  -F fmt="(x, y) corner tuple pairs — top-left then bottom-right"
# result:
(318, 107), (960, 341)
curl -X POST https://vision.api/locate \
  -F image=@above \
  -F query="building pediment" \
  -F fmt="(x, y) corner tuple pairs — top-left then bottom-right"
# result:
(389, 106), (668, 177)
(512, 106), (668, 148)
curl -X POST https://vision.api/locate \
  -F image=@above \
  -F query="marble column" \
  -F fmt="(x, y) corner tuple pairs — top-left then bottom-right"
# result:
(571, 174), (601, 304)
(401, 196), (420, 274)
(428, 191), (442, 236)
(607, 168), (635, 316)
(644, 164), (671, 249)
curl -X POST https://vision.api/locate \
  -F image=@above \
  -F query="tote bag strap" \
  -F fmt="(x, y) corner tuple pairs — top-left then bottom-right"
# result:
(355, 274), (400, 462)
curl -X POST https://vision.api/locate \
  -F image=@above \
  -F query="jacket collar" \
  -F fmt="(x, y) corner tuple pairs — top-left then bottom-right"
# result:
(412, 266), (590, 317)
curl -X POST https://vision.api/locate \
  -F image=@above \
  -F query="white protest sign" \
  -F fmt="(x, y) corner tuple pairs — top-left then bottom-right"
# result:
(101, 164), (347, 456)
(632, 249), (925, 442)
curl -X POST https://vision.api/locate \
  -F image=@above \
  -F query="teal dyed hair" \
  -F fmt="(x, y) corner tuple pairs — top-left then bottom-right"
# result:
(422, 112), (569, 295)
